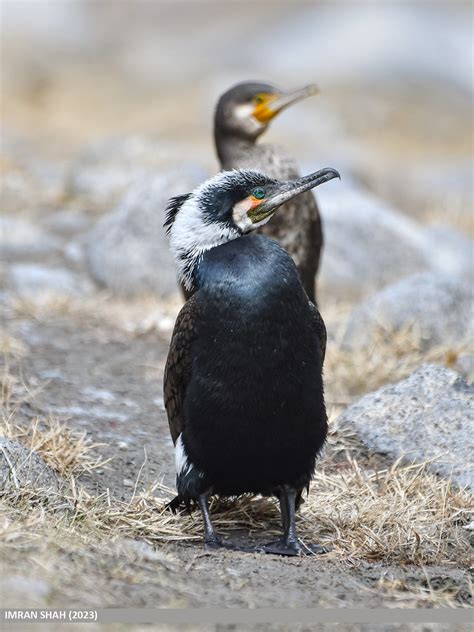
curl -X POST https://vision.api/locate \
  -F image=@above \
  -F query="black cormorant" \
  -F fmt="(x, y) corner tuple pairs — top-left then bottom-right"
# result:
(213, 81), (322, 303)
(163, 167), (339, 555)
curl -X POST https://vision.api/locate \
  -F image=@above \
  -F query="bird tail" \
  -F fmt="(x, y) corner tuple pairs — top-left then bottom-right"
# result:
(165, 494), (193, 514)
(295, 484), (310, 510)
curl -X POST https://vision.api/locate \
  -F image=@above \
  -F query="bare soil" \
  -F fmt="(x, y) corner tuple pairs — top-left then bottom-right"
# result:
(1, 305), (471, 610)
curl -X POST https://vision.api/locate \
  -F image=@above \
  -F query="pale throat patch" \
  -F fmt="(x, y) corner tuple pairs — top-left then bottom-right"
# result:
(232, 198), (254, 233)
(169, 193), (238, 291)
(234, 104), (264, 132)
(232, 198), (273, 232)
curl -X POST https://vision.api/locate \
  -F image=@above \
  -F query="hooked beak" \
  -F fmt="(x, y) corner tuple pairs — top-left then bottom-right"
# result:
(258, 168), (340, 215)
(253, 84), (319, 123)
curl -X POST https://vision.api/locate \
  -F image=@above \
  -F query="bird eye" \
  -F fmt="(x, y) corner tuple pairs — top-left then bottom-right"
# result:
(252, 188), (266, 199)
(253, 95), (265, 105)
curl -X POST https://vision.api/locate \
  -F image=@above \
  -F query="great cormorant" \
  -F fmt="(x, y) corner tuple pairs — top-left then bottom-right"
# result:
(213, 81), (322, 304)
(163, 167), (339, 555)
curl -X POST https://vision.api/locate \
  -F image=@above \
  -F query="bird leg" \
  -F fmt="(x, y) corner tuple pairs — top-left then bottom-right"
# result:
(197, 492), (257, 552)
(279, 487), (290, 536)
(261, 485), (329, 556)
(259, 485), (301, 555)
(280, 484), (301, 553)
(197, 492), (222, 549)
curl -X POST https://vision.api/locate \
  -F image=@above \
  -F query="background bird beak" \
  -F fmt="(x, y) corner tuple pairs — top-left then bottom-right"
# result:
(254, 84), (319, 123)
(258, 168), (340, 213)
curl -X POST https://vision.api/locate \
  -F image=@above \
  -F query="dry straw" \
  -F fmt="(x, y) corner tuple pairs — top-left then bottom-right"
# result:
(1, 420), (471, 569)
(60, 455), (470, 568)
(0, 318), (472, 597)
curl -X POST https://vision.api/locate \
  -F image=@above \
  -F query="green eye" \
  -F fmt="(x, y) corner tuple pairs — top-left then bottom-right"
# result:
(252, 188), (266, 199)
(254, 95), (265, 105)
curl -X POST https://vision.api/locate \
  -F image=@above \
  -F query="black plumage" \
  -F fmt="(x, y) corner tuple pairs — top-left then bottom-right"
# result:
(214, 81), (323, 304)
(164, 168), (339, 555)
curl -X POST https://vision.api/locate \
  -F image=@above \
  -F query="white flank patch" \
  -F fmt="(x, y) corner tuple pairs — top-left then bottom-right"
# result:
(175, 434), (191, 476)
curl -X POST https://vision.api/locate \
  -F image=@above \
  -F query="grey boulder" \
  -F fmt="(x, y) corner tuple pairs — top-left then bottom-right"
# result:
(68, 134), (206, 209)
(0, 438), (60, 492)
(83, 167), (204, 296)
(1, 216), (62, 259)
(317, 181), (473, 300)
(8, 264), (93, 299)
(342, 272), (473, 352)
(337, 364), (474, 490)
(455, 354), (474, 384)
(363, 159), (473, 224)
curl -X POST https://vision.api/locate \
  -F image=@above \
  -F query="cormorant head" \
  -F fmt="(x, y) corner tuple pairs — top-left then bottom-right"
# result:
(164, 167), (339, 291)
(214, 81), (319, 141)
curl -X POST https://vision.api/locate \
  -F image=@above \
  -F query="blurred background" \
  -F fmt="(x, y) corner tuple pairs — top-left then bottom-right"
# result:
(1, 0), (472, 304)
(1, 0), (473, 339)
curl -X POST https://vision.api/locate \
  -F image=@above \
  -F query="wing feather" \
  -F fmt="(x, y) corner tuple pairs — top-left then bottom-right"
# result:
(309, 300), (326, 365)
(163, 295), (199, 445)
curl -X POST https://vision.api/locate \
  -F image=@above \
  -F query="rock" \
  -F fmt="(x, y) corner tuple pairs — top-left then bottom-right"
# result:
(337, 364), (474, 490)
(8, 264), (93, 299)
(1, 216), (61, 258)
(342, 272), (473, 352)
(362, 159), (474, 223)
(317, 181), (471, 300)
(70, 164), (147, 209)
(0, 438), (60, 491)
(421, 225), (473, 279)
(43, 208), (92, 235)
(455, 354), (474, 384)
(83, 168), (203, 296)
(68, 134), (206, 209)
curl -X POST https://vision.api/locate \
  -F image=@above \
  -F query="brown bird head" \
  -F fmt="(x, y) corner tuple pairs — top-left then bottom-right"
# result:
(214, 81), (319, 142)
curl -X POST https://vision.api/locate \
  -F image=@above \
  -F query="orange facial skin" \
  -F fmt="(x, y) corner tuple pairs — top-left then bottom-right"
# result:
(252, 94), (278, 123)
(249, 195), (265, 208)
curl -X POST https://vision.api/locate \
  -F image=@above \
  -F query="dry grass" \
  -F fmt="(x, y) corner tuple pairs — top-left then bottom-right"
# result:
(1, 370), (110, 478)
(0, 329), (28, 359)
(0, 416), (110, 478)
(1, 431), (471, 569)
(324, 320), (472, 403)
(1, 315), (472, 574)
(0, 389), (471, 609)
(60, 455), (470, 568)
(1, 372), (471, 573)
(1, 458), (471, 608)
(1, 302), (472, 607)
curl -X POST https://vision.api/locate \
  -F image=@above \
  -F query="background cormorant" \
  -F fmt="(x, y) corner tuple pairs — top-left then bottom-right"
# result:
(213, 81), (323, 304)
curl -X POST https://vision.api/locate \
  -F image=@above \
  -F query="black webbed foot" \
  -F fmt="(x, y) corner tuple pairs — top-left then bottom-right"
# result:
(259, 539), (330, 556)
(204, 534), (224, 550)
(259, 538), (302, 556)
(204, 535), (254, 553)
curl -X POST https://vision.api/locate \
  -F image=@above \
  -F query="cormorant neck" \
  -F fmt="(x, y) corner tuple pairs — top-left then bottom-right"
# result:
(169, 195), (240, 293)
(214, 129), (257, 168)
